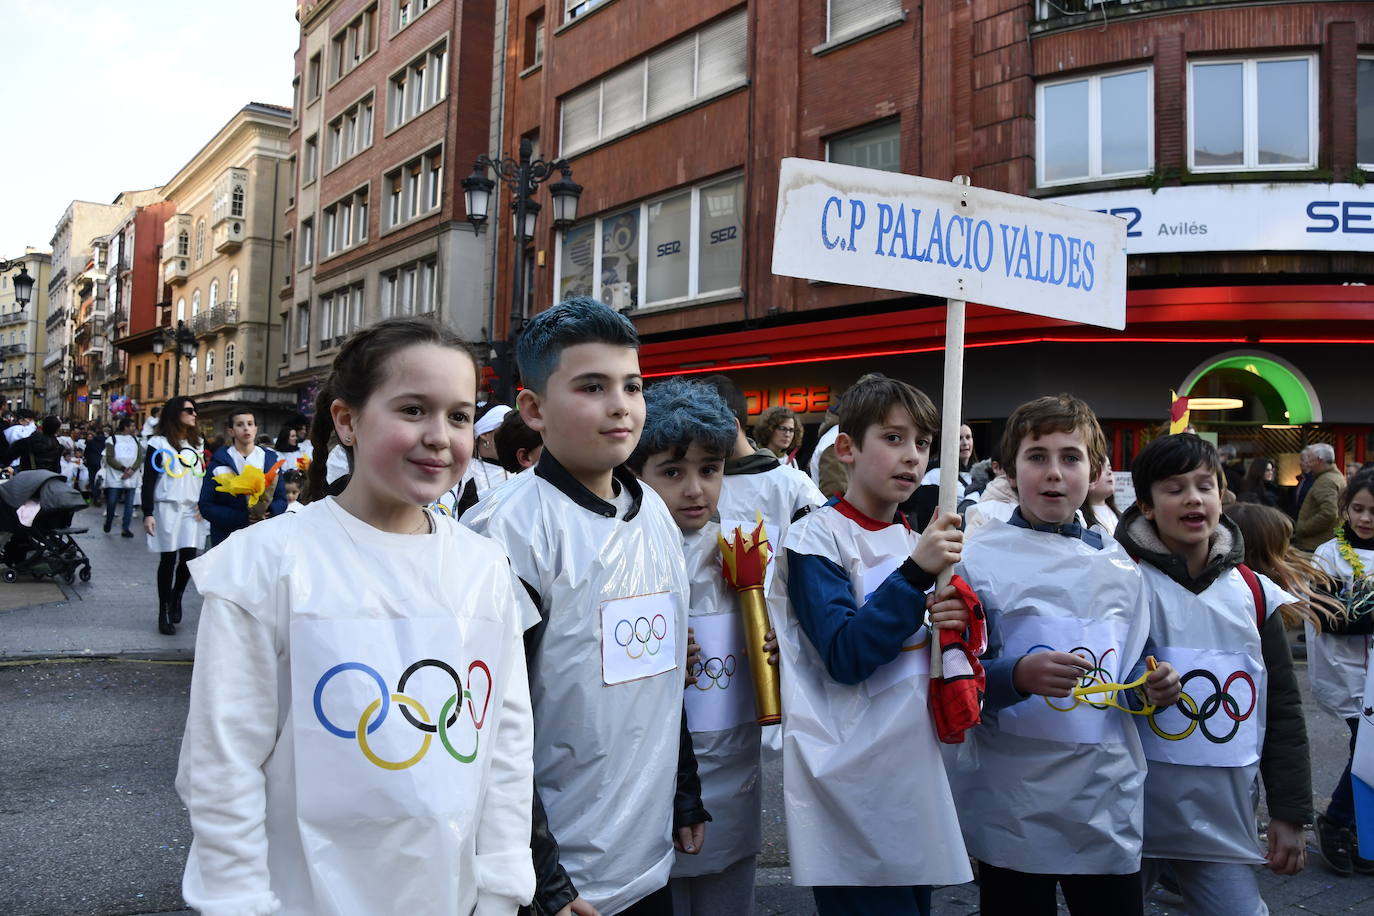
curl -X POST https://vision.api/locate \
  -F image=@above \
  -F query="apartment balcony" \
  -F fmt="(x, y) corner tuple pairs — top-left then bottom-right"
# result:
(1033, 0), (1236, 28)
(0, 309), (27, 328)
(82, 335), (109, 360)
(0, 344), (26, 358)
(162, 213), (193, 285)
(191, 302), (240, 337)
(213, 218), (245, 253)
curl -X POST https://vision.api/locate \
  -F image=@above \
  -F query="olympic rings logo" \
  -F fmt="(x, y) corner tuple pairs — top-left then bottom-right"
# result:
(614, 615), (668, 659)
(1147, 668), (1256, 744)
(426, 498), (456, 517)
(152, 447), (206, 479)
(1028, 644), (1122, 713)
(688, 655), (737, 690)
(312, 658), (492, 770)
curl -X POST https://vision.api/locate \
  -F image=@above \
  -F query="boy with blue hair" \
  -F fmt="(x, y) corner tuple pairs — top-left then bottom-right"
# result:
(627, 376), (765, 916)
(464, 297), (707, 916)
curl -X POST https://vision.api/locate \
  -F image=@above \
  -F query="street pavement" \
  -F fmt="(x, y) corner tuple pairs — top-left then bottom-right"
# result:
(3, 507), (1374, 914)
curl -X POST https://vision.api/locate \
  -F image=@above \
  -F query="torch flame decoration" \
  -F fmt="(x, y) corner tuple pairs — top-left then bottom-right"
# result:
(214, 458), (287, 508)
(718, 512), (782, 726)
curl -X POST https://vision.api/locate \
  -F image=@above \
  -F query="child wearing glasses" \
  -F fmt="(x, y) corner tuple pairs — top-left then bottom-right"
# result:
(948, 395), (1179, 916)
(1115, 434), (1311, 913)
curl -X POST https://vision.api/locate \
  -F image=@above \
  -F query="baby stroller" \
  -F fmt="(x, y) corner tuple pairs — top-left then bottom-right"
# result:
(0, 470), (93, 585)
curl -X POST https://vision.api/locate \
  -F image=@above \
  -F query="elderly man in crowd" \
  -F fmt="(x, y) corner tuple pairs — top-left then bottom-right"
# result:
(1294, 442), (1346, 552)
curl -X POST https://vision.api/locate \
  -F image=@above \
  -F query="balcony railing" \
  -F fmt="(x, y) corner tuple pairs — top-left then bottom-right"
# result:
(0, 344), (26, 357)
(1034, 0), (1234, 24)
(0, 309), (27, 328)
(191, 302), (240, 336)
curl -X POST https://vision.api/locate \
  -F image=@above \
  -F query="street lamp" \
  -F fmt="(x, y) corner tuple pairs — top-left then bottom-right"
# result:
(151, 319), (197, 393)
(463, 135), (582, 402)
(0, 259), (35, 308)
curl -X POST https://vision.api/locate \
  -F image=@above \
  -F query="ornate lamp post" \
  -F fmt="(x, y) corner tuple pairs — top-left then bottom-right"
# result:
(462, 136), (582, 403)
(0, 260), (35, 308)
(150, 320), (197, 394)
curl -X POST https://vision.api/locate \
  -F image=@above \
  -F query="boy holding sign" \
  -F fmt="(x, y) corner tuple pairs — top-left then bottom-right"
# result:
(1115, 434), (1310, 911)
(628, 375), (766, 916)
(463, 298), (708, 916)
(948, 395), (1179, 916)
(773, 374), (972, 915)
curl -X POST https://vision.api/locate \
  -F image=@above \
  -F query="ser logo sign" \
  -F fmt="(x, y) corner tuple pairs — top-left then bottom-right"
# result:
(655, 226), (738, 258)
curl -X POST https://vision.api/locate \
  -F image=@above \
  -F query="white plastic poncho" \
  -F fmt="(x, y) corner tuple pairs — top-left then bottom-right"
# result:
(1135, 562), (1294, 864)
(719, 461), (824, 582)
(145, 435), (208, 553)
(463, 462), (690, 915)
(1307, 538), (1373, 719)
(949, 519), (1150, 875)
(673, 521), (762, 879)
(177, 497), (537, 916)
(771, 503), (972, 887)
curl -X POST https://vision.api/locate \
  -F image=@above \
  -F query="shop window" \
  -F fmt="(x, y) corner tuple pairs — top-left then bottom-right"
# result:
(828, 0), (903, 43)
(1037, 68), (1151, 186)
(1359, 57), (1374, 168)
(827, 120), (901, 172)
(1189, 56), (1316, 172)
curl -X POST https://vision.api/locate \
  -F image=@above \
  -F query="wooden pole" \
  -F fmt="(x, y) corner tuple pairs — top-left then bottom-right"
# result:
(931, 175), (973, 679)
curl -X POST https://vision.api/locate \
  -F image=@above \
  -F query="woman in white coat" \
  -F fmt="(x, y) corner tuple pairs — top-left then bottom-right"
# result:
(141, 396), (209, 635)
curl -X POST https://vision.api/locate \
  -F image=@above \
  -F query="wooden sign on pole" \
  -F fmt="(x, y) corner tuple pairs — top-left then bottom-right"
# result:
(771, 158), (1129, 676)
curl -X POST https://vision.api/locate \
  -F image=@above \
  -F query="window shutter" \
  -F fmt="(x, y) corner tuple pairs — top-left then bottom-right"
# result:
(561, 83), (600, 154)
(599, 64), (645, 138)
(829, 0), (902, 41)
(697, 10), (748, 97)
(647, 34), (696, 119)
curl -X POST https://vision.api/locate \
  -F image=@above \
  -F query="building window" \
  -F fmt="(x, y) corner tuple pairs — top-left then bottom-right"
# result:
(209, 279), (219, 309)
(322, 186), (370, 258)
(308, 53), (322, 100)
(331, 4), (377, 83)
(525, 12), (545, 70)
(299, 218), (314, 267)
(828, 0), (903, 43)
(303, 134), (319, 184)
(381, 258), (437, 316)
(1189, 56), (1316, 172)
(230, 183), (245, 218)
(383, 147), (443, 230)
(1037, 68), (1151, 186)
(292, 77), (301, 125)
(556, 174), (743, 311)
(565, 0), (609, 23)
(328, 94), (375, 170)
(827, 119), (901, 172)
(388, 41), (448, 130)
(394, 0), (436, 32)
(195, 220), (206, 264)
(319, 284), (365, 347)
(176, 230), (189, 258)
(225, 342), (236, 379)
(206, 348), (215, 385)
(191, 289), (202, 317)
(176, 297), (186, 322)
(189, 355), (198, 391)
(281, 311), (291, 360)
(228, 268), (239, 303)
(1359, 57), (1374, 167)
(296, 303), (310, 350)
(560, 10), (747, 156)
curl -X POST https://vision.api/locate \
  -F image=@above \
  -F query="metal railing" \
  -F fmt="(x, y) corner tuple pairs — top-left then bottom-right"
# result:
(1035, 0), (1234, 21)
(190, 302), (240, 335)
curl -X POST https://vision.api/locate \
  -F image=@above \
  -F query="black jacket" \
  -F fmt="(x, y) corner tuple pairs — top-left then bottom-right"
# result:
(1116, 507), (1313, 826)
(13, 433), (63, 473)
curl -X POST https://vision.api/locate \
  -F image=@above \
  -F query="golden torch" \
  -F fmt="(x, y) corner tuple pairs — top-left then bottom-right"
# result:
(718, 515), (781, 726)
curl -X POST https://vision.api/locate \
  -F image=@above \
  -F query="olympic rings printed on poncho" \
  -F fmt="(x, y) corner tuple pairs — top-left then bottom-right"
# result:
(689, 654), (738, 690)
(312, 658), (493, 769)
(1147, 667), (1257, 744)
(151, 446), (207, 478)
(1027, 644), (1122, 712)
(614, 614), (668, 659)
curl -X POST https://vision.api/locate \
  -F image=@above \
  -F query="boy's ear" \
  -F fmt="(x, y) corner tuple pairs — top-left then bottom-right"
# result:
(517, 388), (544, 433)
(834, 431), (858, 466)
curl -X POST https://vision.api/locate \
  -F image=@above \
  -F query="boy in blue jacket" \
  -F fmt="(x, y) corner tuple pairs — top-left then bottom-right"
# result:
(198, 408), (288, 547)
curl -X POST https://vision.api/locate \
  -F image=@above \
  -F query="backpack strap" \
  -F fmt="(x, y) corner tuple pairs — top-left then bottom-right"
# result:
(1237, 563), (1265, 630)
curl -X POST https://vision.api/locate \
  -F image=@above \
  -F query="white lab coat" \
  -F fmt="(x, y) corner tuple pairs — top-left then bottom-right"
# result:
(949, 518), (1151, 875)
(177, 498), (536, 916)
(672, 521), (762, 879)
(145, 435), (208, 553)
(771, 503), (972, 887)
(463, 459), (691, 915)
(719, 460), (824, 564)
(1308, 537), (1374, 719)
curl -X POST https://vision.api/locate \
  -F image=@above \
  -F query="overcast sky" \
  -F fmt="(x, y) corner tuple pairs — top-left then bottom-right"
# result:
(1, 1), (299, 259)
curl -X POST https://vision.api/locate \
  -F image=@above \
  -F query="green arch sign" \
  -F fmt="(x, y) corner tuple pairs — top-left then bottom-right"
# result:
(1182, 355), (1317, 424)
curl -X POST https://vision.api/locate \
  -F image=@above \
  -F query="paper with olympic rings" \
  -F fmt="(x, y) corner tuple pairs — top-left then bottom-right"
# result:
(683, 612), (757, 732)
(1137, 646), (1263, 768)
(599, 591), (679, 686)
(290, 617), (503, 824)
(996, 617), (1131, 745)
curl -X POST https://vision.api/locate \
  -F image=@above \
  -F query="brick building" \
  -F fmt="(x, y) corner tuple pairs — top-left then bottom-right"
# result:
(492, 0), (1374, 478)
(280, 0), (495, 413)
(106, 198), (176, 425)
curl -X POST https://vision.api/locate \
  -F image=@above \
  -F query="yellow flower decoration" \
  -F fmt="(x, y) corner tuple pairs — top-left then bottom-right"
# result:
(214, 459), (286, 508)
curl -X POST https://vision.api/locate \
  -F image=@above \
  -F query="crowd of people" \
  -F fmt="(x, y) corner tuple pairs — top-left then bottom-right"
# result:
(6, 297), (1373, 916)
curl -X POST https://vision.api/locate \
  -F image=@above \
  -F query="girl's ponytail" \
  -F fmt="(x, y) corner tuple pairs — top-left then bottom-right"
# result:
(303, 380), (341, 504)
